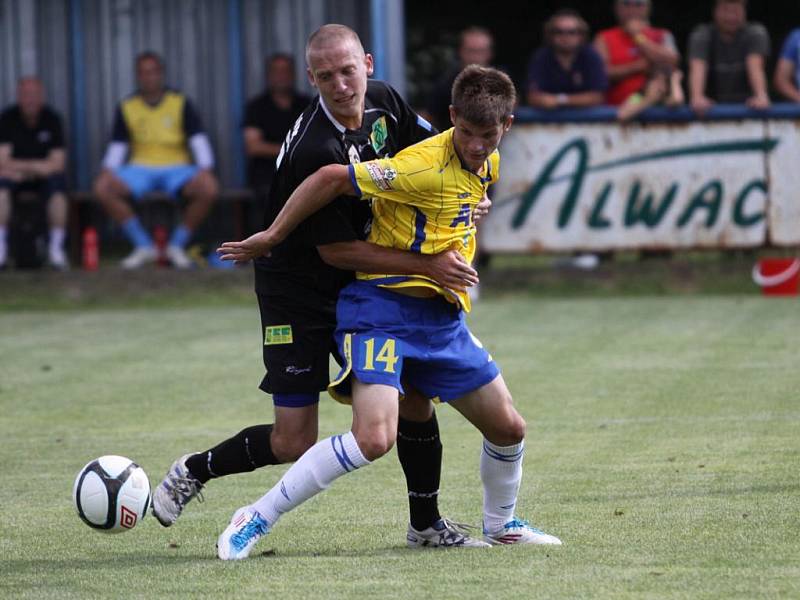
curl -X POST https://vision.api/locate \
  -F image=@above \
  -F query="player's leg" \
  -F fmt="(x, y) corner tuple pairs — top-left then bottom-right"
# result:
(153, 295), (327, 526)
(449, 376), (561, 546)
(0, 184), (11, 267)
(165, 168), (217, 268)
(397, 389), (442, 531)
(44, 176), (68, 269)
(93, 167), (157, 268)
(399, 389), (490, 548)
(217, 378), (396, 560)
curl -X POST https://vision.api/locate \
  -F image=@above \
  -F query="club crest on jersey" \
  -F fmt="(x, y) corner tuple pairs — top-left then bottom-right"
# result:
(365, 163), (394, 191)
(370, 116), (388, 153)
(265, 325), (293, 345)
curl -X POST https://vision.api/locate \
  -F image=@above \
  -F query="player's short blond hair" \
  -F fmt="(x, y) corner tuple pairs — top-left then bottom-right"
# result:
(305, 24), (365, 66)
(451, 65), (515, 126)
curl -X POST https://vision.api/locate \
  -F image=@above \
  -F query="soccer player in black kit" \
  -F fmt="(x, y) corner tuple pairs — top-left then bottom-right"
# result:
(154, 24), (488, 548)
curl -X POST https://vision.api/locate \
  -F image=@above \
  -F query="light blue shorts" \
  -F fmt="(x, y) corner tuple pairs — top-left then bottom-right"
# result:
(114, 164), (198, 199)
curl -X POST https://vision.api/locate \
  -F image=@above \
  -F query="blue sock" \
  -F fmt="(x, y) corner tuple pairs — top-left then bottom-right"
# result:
(121, 217), (152, 248)
(169, 224), (191, 248)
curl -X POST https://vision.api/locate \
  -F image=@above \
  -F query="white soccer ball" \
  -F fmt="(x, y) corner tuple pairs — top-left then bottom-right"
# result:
(73, 455), (150, 533)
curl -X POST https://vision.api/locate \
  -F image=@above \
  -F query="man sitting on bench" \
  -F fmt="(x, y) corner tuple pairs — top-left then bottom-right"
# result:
(93, 52), (218, 269)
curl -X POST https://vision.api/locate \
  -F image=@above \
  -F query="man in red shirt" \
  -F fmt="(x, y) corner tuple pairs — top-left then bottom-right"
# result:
(595, 0), (681, 120)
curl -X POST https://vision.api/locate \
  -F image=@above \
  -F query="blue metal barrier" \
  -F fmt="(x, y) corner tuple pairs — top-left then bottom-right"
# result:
(514, 103), (800, 124)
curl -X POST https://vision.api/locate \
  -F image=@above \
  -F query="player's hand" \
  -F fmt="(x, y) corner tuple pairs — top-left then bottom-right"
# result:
(746, 94), (770, 110)
(473, 194), (492, 224)
(217, 230), (278, 263)
(426, 249), (478, 292)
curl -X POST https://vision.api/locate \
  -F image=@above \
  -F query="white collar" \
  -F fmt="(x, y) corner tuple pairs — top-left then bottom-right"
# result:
(319, 96), (348, 133)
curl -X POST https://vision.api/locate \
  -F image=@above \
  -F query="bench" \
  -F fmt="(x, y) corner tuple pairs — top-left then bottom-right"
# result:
(67, 189), (256, 262)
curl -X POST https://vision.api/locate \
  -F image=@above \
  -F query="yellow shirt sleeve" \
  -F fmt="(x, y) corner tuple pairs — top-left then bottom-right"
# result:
(348, 147), (439, 205)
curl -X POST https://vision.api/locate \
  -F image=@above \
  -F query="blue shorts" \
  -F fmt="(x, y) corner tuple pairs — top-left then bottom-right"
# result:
(114, 164), (198, 199)
(329, 281), (500, 403)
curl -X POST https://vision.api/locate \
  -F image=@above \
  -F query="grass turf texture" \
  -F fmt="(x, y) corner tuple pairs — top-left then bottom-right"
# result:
(1, 295), (798, 598)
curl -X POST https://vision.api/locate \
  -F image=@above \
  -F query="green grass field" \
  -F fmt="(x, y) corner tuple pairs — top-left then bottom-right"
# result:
(1, 292), (798, 599)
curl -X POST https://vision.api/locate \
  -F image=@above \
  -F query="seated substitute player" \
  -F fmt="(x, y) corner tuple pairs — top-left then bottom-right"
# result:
(93, 51), (218, 269)
(154, 25), (488, 549)
(216, 65), (562, 559)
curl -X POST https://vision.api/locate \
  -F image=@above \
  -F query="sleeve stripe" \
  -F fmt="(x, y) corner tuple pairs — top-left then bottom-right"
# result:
(416, 114), (433, 132)
(348, 164), (362, 197)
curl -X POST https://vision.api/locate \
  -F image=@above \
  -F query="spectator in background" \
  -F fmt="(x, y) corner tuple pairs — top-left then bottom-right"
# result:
(527, 9), (607, 110)
(773, 28), (800, 102)
(242, 54), (310, 203)
(595, 0), (682, 120)
(93, 52), (218, 269)
(0, 78), (68, 270)
(426, 26), (494, 131)
(688, 0), (770, 115)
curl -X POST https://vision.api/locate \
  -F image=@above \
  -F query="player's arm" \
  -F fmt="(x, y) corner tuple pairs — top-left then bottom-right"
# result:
(13, 148), (66, 178)
(243, 127), (282, 159)
(317, 241), (478, 290)
(218, 163), (352, 261)
(0, 143), (22, 180)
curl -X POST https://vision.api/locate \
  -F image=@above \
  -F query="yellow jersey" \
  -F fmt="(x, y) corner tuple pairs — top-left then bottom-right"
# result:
(113, 91), (203, 166)
(348, 128), (499, 312)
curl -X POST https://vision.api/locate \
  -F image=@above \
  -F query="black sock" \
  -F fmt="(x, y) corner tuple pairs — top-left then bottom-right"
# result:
(397, 412), (442, 531)
(185, 424), (279, 484)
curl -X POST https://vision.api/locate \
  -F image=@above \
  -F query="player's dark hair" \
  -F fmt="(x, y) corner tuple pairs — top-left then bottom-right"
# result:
(544, 9), (590, 44)
(715, 0), (746, 7)
(451, 65), (515, 126)
(135, 51), (164, 70)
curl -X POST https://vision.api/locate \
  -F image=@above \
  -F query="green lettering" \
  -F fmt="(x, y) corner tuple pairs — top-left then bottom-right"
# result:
(733, 180), (767, 227)
(624, 181), (677, 228)
(512, 138), (589, 230)
(588, 183), (612, 229)
(677, 180), (723, 228)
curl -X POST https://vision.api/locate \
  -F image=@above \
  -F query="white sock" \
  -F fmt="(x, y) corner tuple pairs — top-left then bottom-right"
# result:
(481, 438), (524, 532)
(251, 431), (370, 525)
(49, 227), (66, 253)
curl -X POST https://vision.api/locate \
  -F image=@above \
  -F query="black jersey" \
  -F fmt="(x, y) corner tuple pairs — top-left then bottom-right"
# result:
(254, 80), (435, 310)
(0, 105), (64, 159)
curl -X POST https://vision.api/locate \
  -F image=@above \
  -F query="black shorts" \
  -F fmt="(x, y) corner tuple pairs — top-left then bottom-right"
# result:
(257, 293), (339, 400)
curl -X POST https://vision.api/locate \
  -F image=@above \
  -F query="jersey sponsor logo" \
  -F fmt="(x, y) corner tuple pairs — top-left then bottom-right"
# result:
(264, 325), (293, 345)
(365, 162), (394, 191)
(37, 130), (51, 143)
(370, 116), (388, 153)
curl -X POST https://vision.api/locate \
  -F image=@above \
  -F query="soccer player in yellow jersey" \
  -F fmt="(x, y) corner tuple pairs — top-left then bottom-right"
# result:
(216, 65), (562, 559)
(94, 52), (219, 269)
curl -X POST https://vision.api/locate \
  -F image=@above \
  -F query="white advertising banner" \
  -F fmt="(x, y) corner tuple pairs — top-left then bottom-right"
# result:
(483, 120), (800, 251)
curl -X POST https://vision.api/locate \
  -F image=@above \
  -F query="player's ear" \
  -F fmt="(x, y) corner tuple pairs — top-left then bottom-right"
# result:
(365, 53), (374, 77)
(306, 68), (317, 88)
(448, 105), (457, 127)
(503, 114), (514, 132)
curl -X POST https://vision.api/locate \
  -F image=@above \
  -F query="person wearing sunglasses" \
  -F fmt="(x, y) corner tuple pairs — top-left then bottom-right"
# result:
(594, 0), (682, 120)
(526, 9), (608, 110)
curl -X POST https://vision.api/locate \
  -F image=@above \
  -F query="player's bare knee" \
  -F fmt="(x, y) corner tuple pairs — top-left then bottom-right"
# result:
(354, 429), (395, 461)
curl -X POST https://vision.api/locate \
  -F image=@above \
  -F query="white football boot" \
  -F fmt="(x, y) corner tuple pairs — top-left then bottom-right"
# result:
(152, 454), (204, 527)
(407, 517), (491, 548)
(217, 506), (271, 560)
(483, 517), (562, 546)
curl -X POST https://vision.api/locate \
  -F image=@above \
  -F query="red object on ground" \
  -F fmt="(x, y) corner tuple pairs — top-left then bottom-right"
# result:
(752, 258), (800, 296)
(153, 225), (168, 267)
(82, 226), (99, 271)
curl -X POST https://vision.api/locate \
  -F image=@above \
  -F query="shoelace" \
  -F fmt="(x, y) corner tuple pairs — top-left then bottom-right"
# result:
(438, 518), (479, 544)
(171, 475), (205, 506)
(506, 517), (544, 535)
(230, 515), (269, 549)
